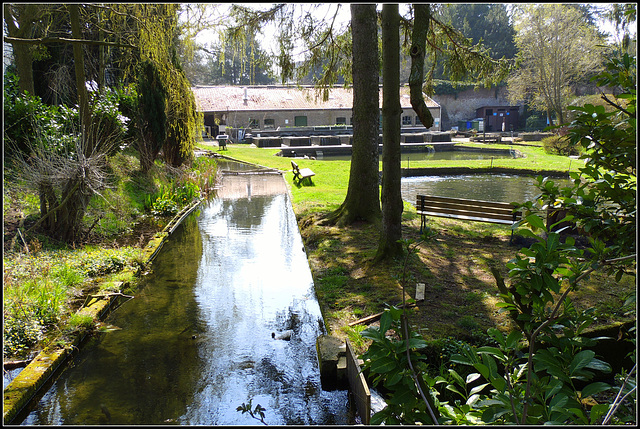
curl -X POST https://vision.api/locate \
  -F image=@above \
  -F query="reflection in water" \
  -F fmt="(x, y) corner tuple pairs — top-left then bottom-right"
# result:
(23, 216), (204, 425)
(183, 192), (347, 425)
(401, 174), (569, 204)
(23, 173), (348, 425)
(320, 150), (514, 162)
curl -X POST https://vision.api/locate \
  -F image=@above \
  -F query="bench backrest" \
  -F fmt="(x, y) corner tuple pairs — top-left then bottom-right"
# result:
(291, 160), (300, 172)
(417, 194), (521, 222)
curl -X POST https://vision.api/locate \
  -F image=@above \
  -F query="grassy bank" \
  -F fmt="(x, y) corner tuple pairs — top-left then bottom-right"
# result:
(204, 141), (634, 353)
(200, 140), (577, 213)
(3, 151), (217, 361)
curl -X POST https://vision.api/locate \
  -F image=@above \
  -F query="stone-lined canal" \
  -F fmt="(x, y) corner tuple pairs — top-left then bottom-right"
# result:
(22, 166), (349, 425)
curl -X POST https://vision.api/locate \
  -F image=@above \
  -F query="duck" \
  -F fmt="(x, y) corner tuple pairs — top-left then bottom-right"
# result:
(272, 330), (293, 341)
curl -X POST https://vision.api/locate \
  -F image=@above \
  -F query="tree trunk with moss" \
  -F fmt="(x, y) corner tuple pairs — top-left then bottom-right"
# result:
(375, 4), (403, 261)
(3, 4), (36, 95)
(408, 5), (434, 129)
(325, 4), (380, 226)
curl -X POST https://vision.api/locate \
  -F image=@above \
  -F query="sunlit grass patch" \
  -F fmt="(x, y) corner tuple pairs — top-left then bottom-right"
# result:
(2, 245), (144, 359)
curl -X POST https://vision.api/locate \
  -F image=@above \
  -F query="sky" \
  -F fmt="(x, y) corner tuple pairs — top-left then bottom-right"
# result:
(191, 3), (352, 59)
(190, 3), (636, 51)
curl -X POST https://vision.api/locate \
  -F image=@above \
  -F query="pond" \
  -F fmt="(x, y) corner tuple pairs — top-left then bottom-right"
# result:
(21, 171), (349, 425)
(317, 149), (517, 162)
(401, 173), (570, 205)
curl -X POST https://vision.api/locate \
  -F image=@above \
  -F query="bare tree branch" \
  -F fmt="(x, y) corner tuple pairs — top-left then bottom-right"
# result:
(4, 35), (136, 49)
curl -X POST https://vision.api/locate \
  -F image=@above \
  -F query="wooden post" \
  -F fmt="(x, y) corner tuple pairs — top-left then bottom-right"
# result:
(346, 339), (370, 425)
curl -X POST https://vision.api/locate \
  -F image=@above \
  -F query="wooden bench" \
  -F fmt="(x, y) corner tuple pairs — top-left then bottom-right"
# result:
(416, 194), (522, 243)
(471, 134), (502, 143)
(291, 161), (315, 185)
(216, 134), (229, 150)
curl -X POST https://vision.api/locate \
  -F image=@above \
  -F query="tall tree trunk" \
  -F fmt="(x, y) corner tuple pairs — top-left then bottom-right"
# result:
(375, 4), (403, 260)
(409, 5), (434, 129)
(4, 4), (36, 95)
(68, 4), (93, 154)
(325, 4), (380, 226)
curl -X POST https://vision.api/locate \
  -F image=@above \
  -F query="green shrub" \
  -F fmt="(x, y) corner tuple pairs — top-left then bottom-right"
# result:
(3, 314), (44, 357)
(151, 193), (180, 216)
(525, 114), (548, 131)
(542, 135), (581, 156)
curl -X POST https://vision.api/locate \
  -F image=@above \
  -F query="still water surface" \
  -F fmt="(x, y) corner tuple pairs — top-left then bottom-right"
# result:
(23, 172), (348, 425)
(320, 150), (514, 162)
(401, 173), (569, 205)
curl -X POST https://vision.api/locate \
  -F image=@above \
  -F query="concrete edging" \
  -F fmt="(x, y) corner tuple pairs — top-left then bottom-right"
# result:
(3, 198), (203, 424)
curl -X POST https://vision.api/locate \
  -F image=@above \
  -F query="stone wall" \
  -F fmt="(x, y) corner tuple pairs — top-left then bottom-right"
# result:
(431, 86), (524, 131)
(205, 106), (441, 136)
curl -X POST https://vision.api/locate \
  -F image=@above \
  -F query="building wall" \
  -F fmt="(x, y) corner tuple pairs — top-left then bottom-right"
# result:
(431, 86), (523, 130)
(205, 106), (441, 133)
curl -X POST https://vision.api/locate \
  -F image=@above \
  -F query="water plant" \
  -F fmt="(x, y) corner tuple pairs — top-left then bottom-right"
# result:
(236, 399), (268, 425)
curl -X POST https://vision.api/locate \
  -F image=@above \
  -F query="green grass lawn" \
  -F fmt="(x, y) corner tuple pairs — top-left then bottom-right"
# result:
(198, 140), (576, 216)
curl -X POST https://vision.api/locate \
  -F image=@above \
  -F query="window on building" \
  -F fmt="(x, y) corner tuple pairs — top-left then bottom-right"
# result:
(264, 119), (275, 129)
(294, 116), (307, 127)
(402, 115), (412, 126)
(336, 117), (346, 125)
(248, 118), (259, 128)
(415, 117), (420, 126)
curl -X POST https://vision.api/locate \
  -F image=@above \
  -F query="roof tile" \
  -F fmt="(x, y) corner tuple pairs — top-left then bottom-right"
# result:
(191, 85), (439, 112)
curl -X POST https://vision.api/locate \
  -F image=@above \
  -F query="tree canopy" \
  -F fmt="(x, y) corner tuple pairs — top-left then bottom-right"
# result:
(507, 4), (607, 125)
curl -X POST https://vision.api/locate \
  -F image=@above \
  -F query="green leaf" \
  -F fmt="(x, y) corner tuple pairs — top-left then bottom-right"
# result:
(473, 363), (490, 380)
(518, 228), (544, 241)
(569, 350), (595, 375)
(568, 407), (588, 424)
(581, 381), (611, 398)
(450, 353), (473, 366)
(466, 372), (481, 385)
(379, 310), (392, 335)
(589, 403), (611, 424)
(449, 368), (466, 388)
(585, 357), (612, 373)
(469, 382), (490, 396)
(478, 346), (506, 362)
(446, 384), (466, 400)
(545, 378), (564, 401)
(489, 375), (506, 392)
(361, 327), (383, 341)
(481, 353), (499, 378)
(385, 368), (404, 387)
(549, 392), (568, 409)
(388, 385), (417, 405)
(487, 327), (505, 345)
(525, 214), (546, 230)
(407, 338), (427, 349)
(371, 355), (397, 374)
(506, 330), (523, 349)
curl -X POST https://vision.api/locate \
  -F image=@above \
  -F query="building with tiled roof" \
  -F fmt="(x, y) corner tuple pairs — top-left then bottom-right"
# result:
(191, 85), (441, 138)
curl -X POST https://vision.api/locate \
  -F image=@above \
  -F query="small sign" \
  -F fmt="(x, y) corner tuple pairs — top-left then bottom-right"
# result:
(415, 283), (425, 301)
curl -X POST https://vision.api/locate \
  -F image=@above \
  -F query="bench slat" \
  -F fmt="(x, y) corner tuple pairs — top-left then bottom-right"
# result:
(298, 168), (315, 178)
(417, 208), (517, 222)
(419, 195), (515, 210)
(416, 210), (515, 225)
(416, 194), (522, 243)
(418, 201), (516, 216)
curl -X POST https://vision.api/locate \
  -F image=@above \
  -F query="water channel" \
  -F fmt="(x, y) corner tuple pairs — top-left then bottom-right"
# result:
(16, 159), (568, 425)
(22, 163), (349, 425)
